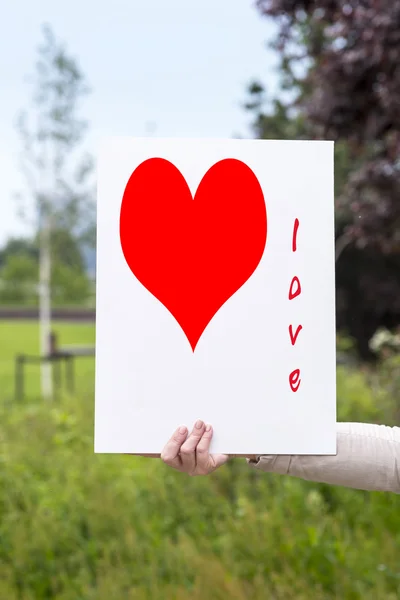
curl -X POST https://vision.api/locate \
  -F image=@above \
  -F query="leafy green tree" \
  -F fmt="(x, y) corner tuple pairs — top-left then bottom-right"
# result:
(51, 262), (91, 305)
(16, 24), (95, 396)
(0, 232), (90, 306)
(35, 227), (87, 273)
(17, 24), (95, 246)
(0, 254), (37, 304)
(0, 237), (38, 269)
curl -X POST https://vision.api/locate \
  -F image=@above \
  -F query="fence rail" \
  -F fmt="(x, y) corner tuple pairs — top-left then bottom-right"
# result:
(0, 307), (96, 321)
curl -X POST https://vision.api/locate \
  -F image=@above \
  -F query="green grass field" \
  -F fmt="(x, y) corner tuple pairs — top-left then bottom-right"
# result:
(0, 321), (95, 402)
(1, 321), (400, 599)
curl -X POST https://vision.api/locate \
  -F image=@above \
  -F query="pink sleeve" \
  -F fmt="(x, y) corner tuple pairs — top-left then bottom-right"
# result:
(247, 422), (400, 493)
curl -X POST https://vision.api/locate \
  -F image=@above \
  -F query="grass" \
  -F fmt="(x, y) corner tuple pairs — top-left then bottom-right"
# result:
(0, 321), (95, 402)
(1, 321), (400, 599)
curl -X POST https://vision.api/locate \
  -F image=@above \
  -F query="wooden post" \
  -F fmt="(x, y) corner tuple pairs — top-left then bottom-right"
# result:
(15, 355), (25, 402)
(66, 356), (74, 394)
(49, 331), (58, 355)
(53, 357), (61, 399)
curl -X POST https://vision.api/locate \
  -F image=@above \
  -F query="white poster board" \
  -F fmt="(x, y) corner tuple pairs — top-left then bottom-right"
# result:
(95, 137), (336, 455)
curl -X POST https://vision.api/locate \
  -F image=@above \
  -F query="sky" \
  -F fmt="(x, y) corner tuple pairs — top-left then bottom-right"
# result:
(0, 0), (278, 245)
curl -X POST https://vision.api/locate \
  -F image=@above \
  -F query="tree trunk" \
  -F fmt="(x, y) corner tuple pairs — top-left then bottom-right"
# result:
(39, 215), (52, 399)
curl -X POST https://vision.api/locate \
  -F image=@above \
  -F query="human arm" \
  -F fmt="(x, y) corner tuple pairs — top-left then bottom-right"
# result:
(160, 421), (400, 493)
(247, 422), (400, 494)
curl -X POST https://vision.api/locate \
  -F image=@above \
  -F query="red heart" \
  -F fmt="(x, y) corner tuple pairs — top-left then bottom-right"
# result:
(120, 157), (267, 351)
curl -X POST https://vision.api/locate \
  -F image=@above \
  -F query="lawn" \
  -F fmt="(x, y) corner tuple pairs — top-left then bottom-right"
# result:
(0, 320), (95, 402)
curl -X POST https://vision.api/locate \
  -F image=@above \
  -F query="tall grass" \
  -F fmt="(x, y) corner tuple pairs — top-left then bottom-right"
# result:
(1, 322), (400, 599)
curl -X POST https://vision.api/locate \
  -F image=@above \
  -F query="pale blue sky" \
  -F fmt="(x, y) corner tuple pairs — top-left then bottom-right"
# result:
(0, 0), (277, 244)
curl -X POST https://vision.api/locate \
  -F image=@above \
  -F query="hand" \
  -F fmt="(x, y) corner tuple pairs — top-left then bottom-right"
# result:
(161, 420), (229, 476)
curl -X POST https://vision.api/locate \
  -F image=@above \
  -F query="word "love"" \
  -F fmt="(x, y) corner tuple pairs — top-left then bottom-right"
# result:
(289, 218), (302, 392)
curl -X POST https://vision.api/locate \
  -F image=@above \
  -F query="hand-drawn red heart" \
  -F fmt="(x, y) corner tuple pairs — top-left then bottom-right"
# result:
(120, 157), (267, 351)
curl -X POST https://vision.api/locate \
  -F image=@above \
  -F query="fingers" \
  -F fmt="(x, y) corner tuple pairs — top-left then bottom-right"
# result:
(161, 425), (188, 469)
(196, 425), (229, 472)
(179, 420), (205, 472)
(195, 423), (213, 469)
(161, 422), (229, 476)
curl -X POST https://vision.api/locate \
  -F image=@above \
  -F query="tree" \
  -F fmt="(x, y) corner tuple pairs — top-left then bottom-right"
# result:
(256, 0), (400, 253)
(0, 254), (37, 305)
(247, 0), (400, 359)
(0, 229), (88, 275)
(0, 232), (91, 307)
(52, 262), (91, 305)
(16, 24), (95, 397)
(0, 237), (38, 269)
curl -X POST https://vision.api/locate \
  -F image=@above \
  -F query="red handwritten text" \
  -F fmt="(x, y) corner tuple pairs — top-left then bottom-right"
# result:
(292, 218), (299, 252)
(289, 368), (301, 392)
(288, 276), (301, 300)
(289, 324), (303, 346)
(289, 219), (302, 392)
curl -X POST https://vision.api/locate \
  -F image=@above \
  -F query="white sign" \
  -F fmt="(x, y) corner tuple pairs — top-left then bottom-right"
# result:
(95, 137), (336, 455)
